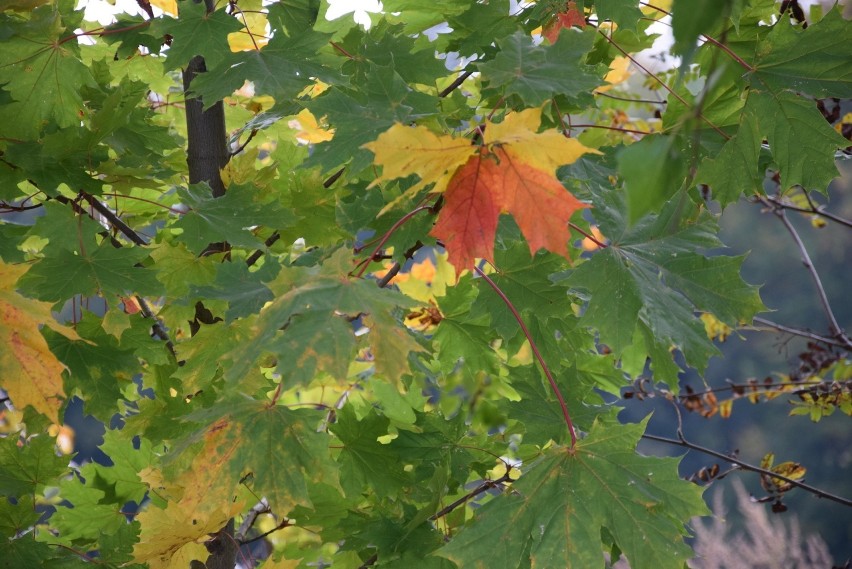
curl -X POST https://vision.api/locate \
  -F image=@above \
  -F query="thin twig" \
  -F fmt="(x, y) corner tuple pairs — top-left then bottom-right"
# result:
(235, 499), (270, 543)
(597, 31), (730, 140)
(764, 195), (852, 230)
(81, 192), (147, 246)
(474, 265), (577, 447)
(240, 518), (292, 546)
(430, 471), (514, 521)
(568, 123), (654, 136)
(638, 2), (755, 72)
(76, 192), (177, 358)
(230, 128), (258, 157)
(351, 205), (434, 279)
(641, 433), (852, 507)
(750, 316), (850, 349)
(359, 471), (515, 567)
(594, 91), (667, 105)
(757, 196), (852, 348)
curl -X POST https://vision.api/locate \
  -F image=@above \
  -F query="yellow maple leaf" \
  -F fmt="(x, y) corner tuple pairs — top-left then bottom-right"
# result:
(363, 123), (476, 195)
(133, 500), (231, 569)
(289, 109), (335, 144)
(595, 56), (631, 92)
(150, 0), (177, 16)
(484, 107), (601, 173)
(0, 261), (82, 423)
(228, 11), (270, 52)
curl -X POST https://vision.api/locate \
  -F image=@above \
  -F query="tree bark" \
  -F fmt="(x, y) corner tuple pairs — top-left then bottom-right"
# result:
(181, 1), (235, 567)
(182, 0), (228, 198)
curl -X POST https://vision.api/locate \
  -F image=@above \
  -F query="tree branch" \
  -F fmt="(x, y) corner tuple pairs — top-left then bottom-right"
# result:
(750, 316), (850, 349)
(641, 433), (852, 507)
(756, 196), (852, 348)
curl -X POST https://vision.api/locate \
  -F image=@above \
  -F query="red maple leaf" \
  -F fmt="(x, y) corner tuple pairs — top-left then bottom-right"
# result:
(431, 147), (589, 274)
(543, 1), (586, 44)
(430, 149), (501, 272)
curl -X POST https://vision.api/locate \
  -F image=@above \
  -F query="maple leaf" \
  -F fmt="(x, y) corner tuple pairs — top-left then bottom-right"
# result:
(368, 108), (597, 273)
(0, 261), (82, 423)
(363, 123), (476, 196)
(429, 149), (502, 272)
(543, 1), (586, 44)
(436, 418), (710, 569)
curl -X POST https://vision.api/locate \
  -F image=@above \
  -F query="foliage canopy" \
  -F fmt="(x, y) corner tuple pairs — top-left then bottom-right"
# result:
(1, 0), (850, 568)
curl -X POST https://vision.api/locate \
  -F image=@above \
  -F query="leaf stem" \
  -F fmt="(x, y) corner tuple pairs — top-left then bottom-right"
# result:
(569, 222), (608, 248)
(474, 265), (577, 447)
(352, 204), (434, 279)
(641, 433), (852, 507)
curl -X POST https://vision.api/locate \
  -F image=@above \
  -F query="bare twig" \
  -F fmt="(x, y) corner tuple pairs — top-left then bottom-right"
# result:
(641, 433), (852, 507)
(235, 499), (270, 543)
(756, 196), (852, 348)
(764, 194), (852, 230)
(750, 316), (850, 350)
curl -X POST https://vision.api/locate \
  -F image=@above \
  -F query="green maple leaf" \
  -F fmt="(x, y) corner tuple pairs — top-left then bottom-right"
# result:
(189, 28), (341, 108)
(267, 1), (322, 35)
(595, 0), (643, 31)
(617, 134), (688, 224)
(0, 5), (96, 139)
(172, 183), (299, 254)
(223, 249), (421, 384)
(750, 9), (852, 99)
(330, 407), (409, 498)
(563, 195), (764, 373)
(189, 258), (277, 322)
(44, 312), (139, 422)
(472, 242), (573, 340)
(20, 242), (162, 303)
(0, 495), (39, 538)
(380, 0), (470, 34)
(338, 22), (447, 85)
(150, 242), (218, 297)
(389, 412), (476, 492)
(436, 419), (710, 569)
(306, 64), (438, 173)
(747, 91), (848, 192)
(0, 435), (68, 496)
(433, 283), (500, 375)
(479, 30), (603, 105)
(155, 3), (242, 71)
(695, 111), (764, 205)
(174, 397), (338, 512)
(507, 365), (603, 447)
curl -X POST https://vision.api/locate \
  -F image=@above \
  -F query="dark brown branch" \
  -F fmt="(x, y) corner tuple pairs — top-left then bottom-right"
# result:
(641, 433), (852, 507)
(438, 69), (474, 98)
(245, 231), (281, 267)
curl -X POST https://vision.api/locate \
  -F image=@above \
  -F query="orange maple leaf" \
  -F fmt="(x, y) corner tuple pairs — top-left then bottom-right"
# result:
(431, 147), (589, 274)
(543, 1), (586, 44)
(493, 146), (589, 259)
(430, 149), (502, 272)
